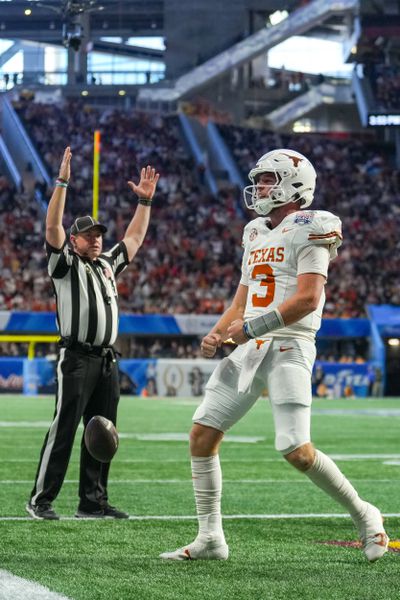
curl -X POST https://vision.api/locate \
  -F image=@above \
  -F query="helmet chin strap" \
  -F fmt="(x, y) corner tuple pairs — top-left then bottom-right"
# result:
(255, 206), (271, 216)
(255, 195), (302, 216)
(254, 194), (278, 215)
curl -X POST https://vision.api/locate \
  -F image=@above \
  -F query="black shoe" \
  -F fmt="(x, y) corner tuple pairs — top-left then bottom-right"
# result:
(103, 505), (129, 519)
(26, 501), (59, 520)
(75, 508), (105, 519)
(75, 505), (129, 519)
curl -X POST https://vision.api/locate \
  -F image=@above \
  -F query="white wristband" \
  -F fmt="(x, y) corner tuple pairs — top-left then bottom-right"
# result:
(243, 308), (285, 339)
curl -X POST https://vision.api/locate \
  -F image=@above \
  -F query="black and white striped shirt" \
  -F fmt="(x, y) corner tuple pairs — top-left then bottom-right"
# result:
(47, 240), (129, 346)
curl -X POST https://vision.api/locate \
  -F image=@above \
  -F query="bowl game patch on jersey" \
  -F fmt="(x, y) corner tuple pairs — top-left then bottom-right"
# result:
(249, 228), (258, 241)
(294, 211), (315, 225)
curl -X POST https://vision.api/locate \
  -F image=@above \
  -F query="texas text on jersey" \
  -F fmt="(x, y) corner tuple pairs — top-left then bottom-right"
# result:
(240, 209), (342, 341)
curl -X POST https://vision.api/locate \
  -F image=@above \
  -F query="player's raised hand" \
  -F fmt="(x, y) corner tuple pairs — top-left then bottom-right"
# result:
(128, 165), (160, 200)
(58, 146), (71, 182)
(200, 333), (222, 358)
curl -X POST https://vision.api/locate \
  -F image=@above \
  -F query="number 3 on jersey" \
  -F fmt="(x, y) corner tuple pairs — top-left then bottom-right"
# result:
(251, 264), (275, 307)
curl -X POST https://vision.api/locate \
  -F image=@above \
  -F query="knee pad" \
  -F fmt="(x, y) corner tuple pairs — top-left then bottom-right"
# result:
(192, 390), (231, 432)
(276, 435), (309, 455)
(273, 403), (311, 454)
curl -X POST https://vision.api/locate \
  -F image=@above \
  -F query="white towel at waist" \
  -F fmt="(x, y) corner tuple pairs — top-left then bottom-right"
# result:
(237, 338), (272, 394)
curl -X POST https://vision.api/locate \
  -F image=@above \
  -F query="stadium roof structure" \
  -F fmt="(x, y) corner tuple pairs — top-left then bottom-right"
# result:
(0, 0), (164, 40)
(138, 0), (360, 104)
(0, 0), (344, 53)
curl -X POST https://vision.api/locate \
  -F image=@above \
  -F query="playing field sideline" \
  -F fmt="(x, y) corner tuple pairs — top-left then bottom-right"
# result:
(0, 395), (399, 600)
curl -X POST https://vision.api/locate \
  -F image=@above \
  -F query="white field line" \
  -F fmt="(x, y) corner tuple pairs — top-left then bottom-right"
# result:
(0, 421), (58, 427)
(2, 406), (400, 428)
(3, 454), (400, 463)
(0, 569), (71, 600)
(328, 453), (400, 460)
(1, 446), (400, 465)
(1, 513), (400, 522)
(0, 479), (398, 485)
(312, 409), (400, 416)
(0, 424), (263, 444)
(119, 433), (265, 443)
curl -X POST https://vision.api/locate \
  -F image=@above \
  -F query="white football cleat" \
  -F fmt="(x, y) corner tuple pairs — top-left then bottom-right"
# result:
(354, 502), (389, 562)
(160, 538), (229, 561)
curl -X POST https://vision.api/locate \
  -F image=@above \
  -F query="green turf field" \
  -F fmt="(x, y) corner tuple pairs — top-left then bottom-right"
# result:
(0, 395), (399, 600)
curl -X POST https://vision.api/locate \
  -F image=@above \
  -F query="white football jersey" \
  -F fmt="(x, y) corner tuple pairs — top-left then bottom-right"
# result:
(240, 210), (342, 341)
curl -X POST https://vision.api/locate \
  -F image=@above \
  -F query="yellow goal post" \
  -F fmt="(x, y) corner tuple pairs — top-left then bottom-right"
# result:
(0, 335), (60, 360)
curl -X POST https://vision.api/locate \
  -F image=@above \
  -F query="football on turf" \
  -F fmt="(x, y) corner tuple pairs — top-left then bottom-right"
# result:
(84, 416), (119, 463)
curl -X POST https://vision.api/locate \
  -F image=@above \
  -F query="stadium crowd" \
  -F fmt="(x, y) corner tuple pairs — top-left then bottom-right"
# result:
(373, 64), (400, 111)
(0, 174), (52, 311)
(8, 99), (241, 314)
(219, 124), (400, 317)
(1, 99), (400, 319)
(362, 55), (400, 112)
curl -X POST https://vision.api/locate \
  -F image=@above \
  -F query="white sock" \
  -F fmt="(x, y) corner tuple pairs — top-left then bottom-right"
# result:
(305, 449), (366, 519)
(191, 455), (225, 544)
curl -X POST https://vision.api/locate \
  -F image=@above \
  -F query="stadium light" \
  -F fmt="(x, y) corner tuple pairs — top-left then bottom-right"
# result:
(293, 120), (312, 133)
(62, 20), (83, 51)
(268, 10), (288, 26)
(388, 338), (400, 346)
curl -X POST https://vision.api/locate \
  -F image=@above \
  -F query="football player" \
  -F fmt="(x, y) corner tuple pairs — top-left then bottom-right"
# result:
(160, 149), (389, 563)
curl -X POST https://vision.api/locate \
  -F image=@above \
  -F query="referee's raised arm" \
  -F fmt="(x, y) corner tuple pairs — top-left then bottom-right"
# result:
(123, 165), (160, 262)
(46, 146), (72, 249)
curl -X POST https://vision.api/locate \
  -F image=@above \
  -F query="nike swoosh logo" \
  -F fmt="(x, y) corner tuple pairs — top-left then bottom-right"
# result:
(279, 347), (294, 352)
(282, 227), (294, 233)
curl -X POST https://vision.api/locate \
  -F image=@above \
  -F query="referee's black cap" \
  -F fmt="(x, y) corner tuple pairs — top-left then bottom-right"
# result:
(70, 216), (107, 236)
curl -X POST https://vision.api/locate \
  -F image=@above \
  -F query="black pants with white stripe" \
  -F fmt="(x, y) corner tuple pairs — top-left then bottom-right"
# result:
(30, 346), (120, 511)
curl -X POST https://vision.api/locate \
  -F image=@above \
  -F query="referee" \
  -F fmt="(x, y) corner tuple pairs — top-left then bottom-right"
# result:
(26, 146), (159, 520)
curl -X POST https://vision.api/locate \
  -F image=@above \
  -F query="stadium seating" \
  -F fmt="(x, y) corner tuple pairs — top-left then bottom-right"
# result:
(3, 99), (400, 320)
(219, 123), (400, 317)
(8, 100), (242, 314)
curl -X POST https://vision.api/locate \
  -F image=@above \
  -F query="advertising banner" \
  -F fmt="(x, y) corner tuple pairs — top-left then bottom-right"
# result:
(0, 358), (374, 398)
(313, 361), (372, 398)
(0, 358), (23, 393)
(155, 359), (219, 397)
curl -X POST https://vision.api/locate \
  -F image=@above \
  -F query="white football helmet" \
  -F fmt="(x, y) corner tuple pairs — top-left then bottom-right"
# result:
(243, 149), (317, 216)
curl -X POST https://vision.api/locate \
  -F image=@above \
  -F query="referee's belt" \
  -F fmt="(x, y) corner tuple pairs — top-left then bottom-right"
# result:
(60, 338), (116, 358)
